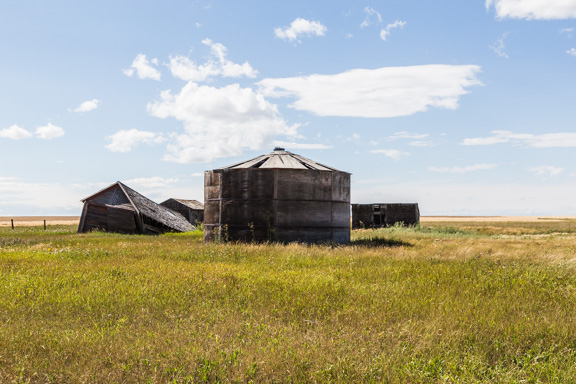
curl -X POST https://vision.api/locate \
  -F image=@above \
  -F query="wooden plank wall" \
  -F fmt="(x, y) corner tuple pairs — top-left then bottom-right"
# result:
(204, 169), (351, 243)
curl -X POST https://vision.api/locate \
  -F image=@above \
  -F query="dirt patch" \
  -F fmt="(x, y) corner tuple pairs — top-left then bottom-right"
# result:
(0, 216), (80, 227)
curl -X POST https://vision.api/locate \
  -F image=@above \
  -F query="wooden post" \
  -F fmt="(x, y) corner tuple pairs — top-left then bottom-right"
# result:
(44, 220), (47, 230)
(11, 219), (14, 230)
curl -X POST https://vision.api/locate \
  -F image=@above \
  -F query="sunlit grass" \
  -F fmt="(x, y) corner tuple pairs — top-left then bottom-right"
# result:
(1, 222), (576, 382)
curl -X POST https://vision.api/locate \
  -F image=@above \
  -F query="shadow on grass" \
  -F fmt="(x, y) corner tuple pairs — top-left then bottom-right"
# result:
(347, 238), (413, 248)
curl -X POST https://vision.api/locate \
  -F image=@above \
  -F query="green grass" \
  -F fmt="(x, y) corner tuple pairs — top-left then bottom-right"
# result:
(1, 222), (576, 382)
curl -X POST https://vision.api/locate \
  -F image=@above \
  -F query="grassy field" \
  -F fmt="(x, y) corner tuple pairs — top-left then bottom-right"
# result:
(1, 220), (576, 383)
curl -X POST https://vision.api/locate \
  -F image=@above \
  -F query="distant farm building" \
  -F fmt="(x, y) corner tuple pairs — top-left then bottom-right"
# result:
(78, 181), (193, 234)
(160, 198), (204, 224)
(352, 203), (420, 229)
(204, 147), (351, 243)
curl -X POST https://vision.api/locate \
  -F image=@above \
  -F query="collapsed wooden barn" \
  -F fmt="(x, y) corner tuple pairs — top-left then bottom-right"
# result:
(78, 181), (193, 234)
(204, 147), (351, 243)
(352, 203), (420, 229)
(160, 198), (204, 224)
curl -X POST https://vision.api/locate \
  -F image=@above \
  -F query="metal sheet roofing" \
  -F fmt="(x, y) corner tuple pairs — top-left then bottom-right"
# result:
(217, 147), (347, 172)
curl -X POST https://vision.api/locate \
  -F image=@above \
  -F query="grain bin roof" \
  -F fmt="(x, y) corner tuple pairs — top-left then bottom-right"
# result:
(218, 147), (348, 172)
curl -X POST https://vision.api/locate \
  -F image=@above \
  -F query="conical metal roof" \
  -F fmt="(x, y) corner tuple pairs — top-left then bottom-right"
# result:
(218, 147), (346, 172)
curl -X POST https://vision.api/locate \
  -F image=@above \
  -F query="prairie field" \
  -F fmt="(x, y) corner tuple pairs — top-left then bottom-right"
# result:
(1, 219), (576, 383)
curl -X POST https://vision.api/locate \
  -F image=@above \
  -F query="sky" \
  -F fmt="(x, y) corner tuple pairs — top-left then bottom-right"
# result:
(1, 0), (576, 216)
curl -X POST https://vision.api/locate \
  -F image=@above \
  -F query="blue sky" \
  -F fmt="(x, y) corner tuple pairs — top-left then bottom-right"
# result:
(1, 0), (576, 216)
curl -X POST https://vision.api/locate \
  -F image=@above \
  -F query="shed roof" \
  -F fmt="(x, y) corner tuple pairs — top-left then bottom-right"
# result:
(82, 181), (193, 232)
(162, 198), (204, 210)
(217, 147), (347, 172)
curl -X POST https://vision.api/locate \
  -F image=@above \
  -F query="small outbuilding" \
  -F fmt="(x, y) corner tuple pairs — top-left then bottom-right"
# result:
(204, 147), (351, 243)
(352, 203), (420, 229)
(160, 198), (204, 225)
(78, 181), (193, 234)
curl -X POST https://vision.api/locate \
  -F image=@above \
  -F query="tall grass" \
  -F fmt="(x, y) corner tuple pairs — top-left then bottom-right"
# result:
(1, 222), (576, 382)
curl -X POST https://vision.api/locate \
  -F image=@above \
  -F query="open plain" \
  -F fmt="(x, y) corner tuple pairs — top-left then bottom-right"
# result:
(1, 218), (576, 383)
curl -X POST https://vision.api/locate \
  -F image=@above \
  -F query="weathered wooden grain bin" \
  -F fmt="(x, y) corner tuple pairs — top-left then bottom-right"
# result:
(352, 203), (420, 228)
(78, 181), (193, 234)
(160, 198), (204, 225)
(204, 148), (351, 243)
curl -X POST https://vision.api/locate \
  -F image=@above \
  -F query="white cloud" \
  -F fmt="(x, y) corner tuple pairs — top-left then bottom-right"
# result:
(147, 82), (298, 163)
(528, 166), (564, 178)
(428, 164), (498, 173)
(275, 18), (327, 42)
(123, 54), (161, 81)
(462, 130), (576, 147)
(486, 0), (576, 20)
(73, 99), (101, 113)
(273, 141), (332, 150)
(561, 27), (574, 37)
(105, 129), (164, 153)
(389, 131), (429, 140)
(124, 177), (179, 189)
(360, 7), (382, 28)
(258, 64), (482, 118)
(0, 124), (32, 140)
(35, 123), (64, 139)
(490, 32), (510, 58)
(380, 20), (406, 41)
(370, 149), (410, 161)
(567, 48), (576, 56)
(167, 39), (257, 82)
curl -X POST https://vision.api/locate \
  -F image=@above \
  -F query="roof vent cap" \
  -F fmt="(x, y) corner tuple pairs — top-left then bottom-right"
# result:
(273, 147), (285, 151)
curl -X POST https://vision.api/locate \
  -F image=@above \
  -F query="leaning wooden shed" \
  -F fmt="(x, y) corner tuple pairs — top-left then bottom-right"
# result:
(160, 198), (204, 224)
(204, 148), (351, 243)
(352, 203), (420, 229)
(78, 181), (193, 234)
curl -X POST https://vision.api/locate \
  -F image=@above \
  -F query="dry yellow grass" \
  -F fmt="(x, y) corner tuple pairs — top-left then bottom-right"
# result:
(421, 216), (576, 222)
(0, 216), (80, 227)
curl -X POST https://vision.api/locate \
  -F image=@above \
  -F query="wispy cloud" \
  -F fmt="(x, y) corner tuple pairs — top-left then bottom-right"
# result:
(370, 149), (410, 161)
(388, 131), (429, 140)
(258, 64), (482, 118)
(275, 18), (327, 43)
(490, 32), (510, 58)
(168, 39), (257, 82)
(360, 7), (405, 41)
(462, 130), (576, 147)
(73, 99), (101, 113)
(105, 129), (164, 153)
(528, 166), (564, 178)
(360, 7), (382, 28)
(123, 54), (161, 80)
(561, 27), (574, 37)
(380, 20), (406, 41)
(0, 124), (33, 140)
(486, 0), (576, 20)
(428, 164), (498, 173)
(567, 48), (576, 56)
